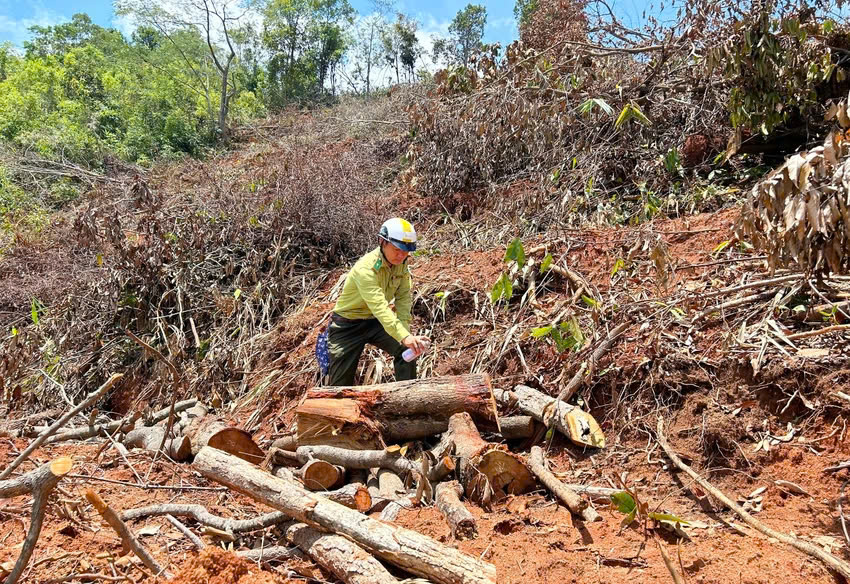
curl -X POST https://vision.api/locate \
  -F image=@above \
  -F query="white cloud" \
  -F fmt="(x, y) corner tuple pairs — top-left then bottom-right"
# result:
(0, 1), (68, 47)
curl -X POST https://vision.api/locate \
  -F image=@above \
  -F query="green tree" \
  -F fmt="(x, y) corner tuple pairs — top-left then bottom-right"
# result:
(382, 13), (420, 84)
(348, 0), (394, 95)
(116, 0), (248, 143)
(432, 4), (486, 66)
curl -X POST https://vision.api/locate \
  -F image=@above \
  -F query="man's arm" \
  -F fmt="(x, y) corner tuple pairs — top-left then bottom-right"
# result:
(351, 266), (410, 342)
(395, 269), (412, 330)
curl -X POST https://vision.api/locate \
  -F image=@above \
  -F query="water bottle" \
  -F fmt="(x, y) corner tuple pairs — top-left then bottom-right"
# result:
(402, 339), (430, 362)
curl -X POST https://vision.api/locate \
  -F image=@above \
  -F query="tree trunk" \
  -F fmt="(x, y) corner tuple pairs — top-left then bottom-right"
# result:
(443, 413), (535, 506)
(193, 447), (496, 584)
(493, 385), (605, 449)
(299, 374), (498, 446)
(184, 416), (263, 464)
(498, 416), (537, 440)
(435, 481), (477, 540)
(123, 426), (191, 461)
(218, 54), (234, 143)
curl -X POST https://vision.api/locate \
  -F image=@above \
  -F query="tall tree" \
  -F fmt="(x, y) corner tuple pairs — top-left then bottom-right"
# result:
(432, 4), (486, 66)
(115, 0), (247, 143)
(348, 0), (394, 95)
(381, 13), (420, 84)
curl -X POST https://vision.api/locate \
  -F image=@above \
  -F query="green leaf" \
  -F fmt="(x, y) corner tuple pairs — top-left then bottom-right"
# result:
(581, 295), (598, 308)
(11, 327), (18, 336)
(712, 240), (731, 256)
(30, 299), (39, 326)
(505, 238), (526, 269)
(540, 253), (553, 274)
(491, 273), (513, 303)
(611, 491), (636, 514)
(579, 98), (614, 117)
(233, 289), (242, 300)
(96, 253), (103, 267)
(611, 257), (625, 276)
(531, 326), (553, 338)
(545, 426), (555, 441)
(648, 512), (690, 526)
(621, 508), (637, 528)
(615, 102), (652, 129)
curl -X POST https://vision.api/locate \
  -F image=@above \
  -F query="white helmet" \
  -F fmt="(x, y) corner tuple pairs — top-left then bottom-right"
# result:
(379, 218), (417, 252)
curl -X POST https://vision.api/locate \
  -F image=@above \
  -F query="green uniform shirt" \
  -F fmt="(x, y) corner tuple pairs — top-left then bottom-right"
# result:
(333, 247), (412, 342)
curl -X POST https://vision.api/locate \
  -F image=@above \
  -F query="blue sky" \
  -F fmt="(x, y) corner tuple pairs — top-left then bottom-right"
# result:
(0, 0), (663, 50)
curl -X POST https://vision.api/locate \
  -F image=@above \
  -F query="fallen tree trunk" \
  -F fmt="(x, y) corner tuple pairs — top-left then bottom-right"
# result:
(528, 446), (600, 522)
(1, 457), (73, 584)
(444, 413), (535, 505)
(122, 426), (192, 461)
(194, 446), (497, 584)
(298, 374), (498, 446)
(45, 399), (197, 445)
(494, 386), (605, 448)
(282, 522), (400, 584)
(184, 416), (264, 464)
(656, 419), (850, 580)
(435, 481), (477, 540)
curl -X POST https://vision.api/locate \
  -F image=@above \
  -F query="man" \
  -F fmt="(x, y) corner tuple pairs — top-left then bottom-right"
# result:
(326, 218), (430, 386)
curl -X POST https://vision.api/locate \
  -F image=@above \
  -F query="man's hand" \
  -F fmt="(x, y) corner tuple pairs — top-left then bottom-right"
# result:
(402, 335), (430, 354)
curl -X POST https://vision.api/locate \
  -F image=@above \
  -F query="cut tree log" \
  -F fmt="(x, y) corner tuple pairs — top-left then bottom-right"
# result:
(528, 446), (600, 522)
(85, 490), (172, 579)
(300, 459), (344, 491)
(45, 399), (197, 445)
(444, 413), (535, 505)
(656, 418), (850, 580)
(378, 469), (405, 500)
(295, 445), (419, 477)
(298, 374), (498, 446)
(184, 416), (264, 464)
(194, 446), (497, 584)
(122, 426), (192, 461)
(282, 522), (400, 584)
(1, 457), (73, 584)
(494, 386), (605, 448)
(498, 416), (537, 440)
(435, 481), (477, 540)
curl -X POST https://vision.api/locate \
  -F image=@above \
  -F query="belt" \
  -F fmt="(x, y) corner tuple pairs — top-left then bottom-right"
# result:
(331, 312), (375, 324)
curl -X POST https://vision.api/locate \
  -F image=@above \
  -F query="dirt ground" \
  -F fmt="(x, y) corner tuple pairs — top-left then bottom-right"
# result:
(3, 207), (850, 584)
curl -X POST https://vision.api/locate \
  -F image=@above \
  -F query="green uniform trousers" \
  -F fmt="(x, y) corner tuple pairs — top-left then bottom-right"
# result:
(327, 316), (415, 386)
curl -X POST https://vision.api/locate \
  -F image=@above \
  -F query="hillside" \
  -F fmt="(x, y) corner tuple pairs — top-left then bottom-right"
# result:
(3, 1), (850, 583)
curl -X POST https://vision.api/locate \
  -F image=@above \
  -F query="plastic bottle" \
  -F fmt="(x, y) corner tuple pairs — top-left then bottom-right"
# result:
(402, 339), (430, 362)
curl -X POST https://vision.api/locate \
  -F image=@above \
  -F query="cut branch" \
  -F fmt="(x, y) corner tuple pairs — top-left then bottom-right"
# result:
(84, 490), (172, 579)
(529, 446), (600, 522)
(121, 503), (289, 534)
(435, 481), (477, 540)
(1, 457), (73, 584)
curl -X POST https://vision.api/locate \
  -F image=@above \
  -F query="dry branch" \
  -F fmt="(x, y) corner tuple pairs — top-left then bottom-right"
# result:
(435, 481), (477, 540)
(194, 446), (497, 584)
(165, 514), (205, 549)
(121, 503), (289, 534)
(1, 457), (73, 584)
(786, 324), (850, 341)
(529, 446), (600, 522)
(45, 399), (197, 445)
(84, 490), (172, 579)
(555, 322), (629, 404)
(656, 418), (850, 579)
(1, 374), (122, 479)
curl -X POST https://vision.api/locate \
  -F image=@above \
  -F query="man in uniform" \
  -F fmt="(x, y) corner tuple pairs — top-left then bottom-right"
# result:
(326, 218), (430, 386)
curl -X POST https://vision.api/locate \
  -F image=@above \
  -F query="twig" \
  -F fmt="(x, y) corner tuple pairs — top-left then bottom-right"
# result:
(166, 514), (205, 549)
(528, 446), (600, 522)
(44, 574), (130, 583)
(0, 374), (122, 480)
(553, 322), (630, 404)
(691, 290), (777, 323)
(655, 535), (685, 584)
(700, 274), (803, 299)
(69, 474), (226, 492)
(786, 324), (850, 341)
(122, 503), (288, 534)
(678, 256), (767, 270)
(656, 418), (850, 579)
(839, 480), (850, 551)
(1, 458), (74, 584)
(84, 490), (172, 579)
